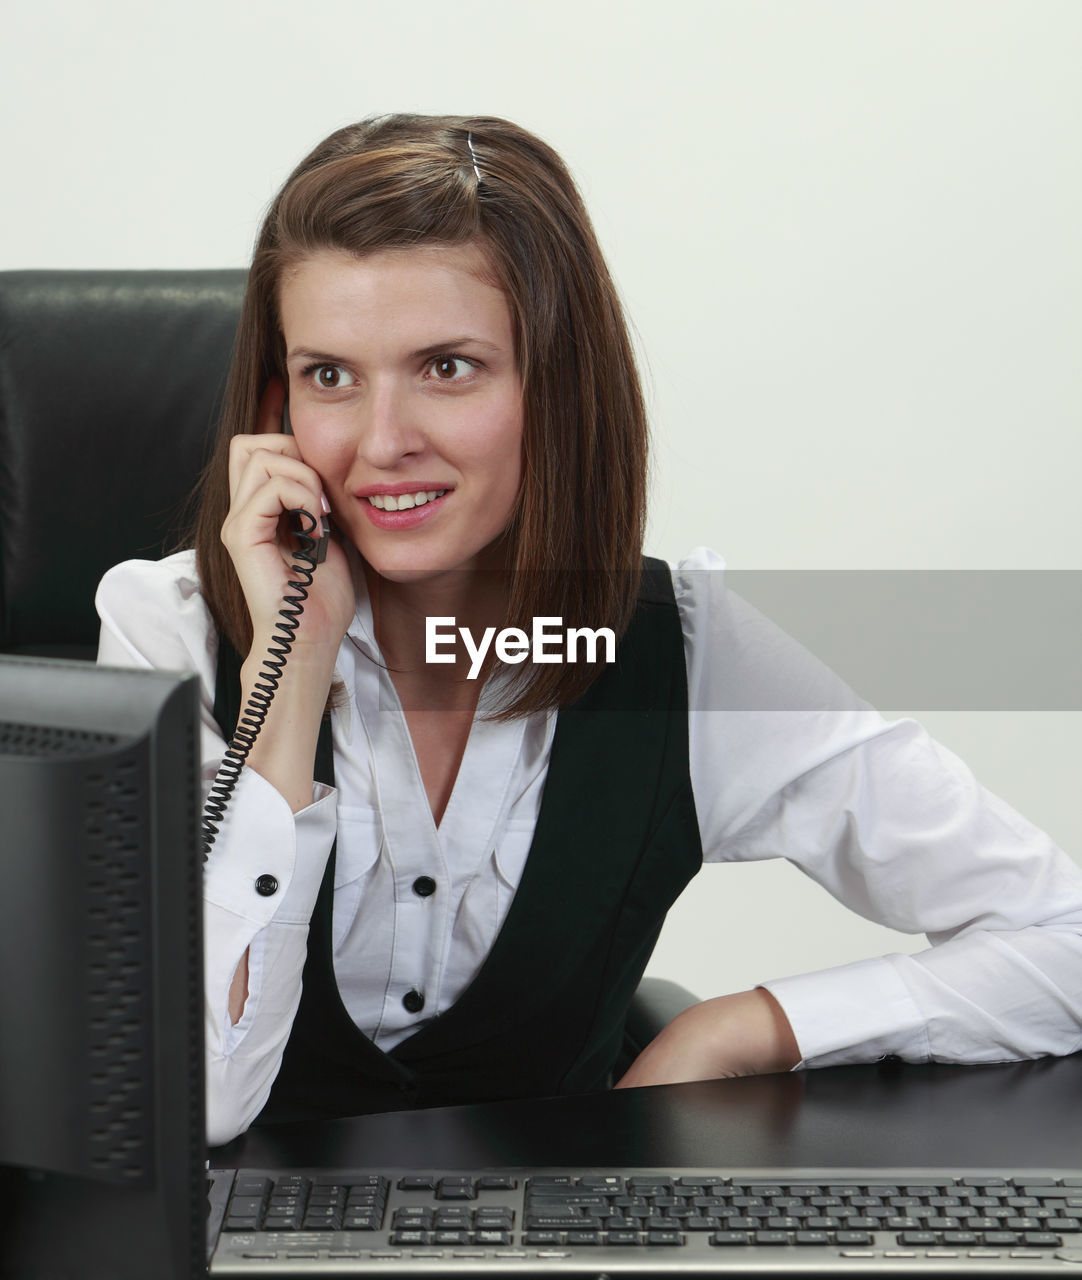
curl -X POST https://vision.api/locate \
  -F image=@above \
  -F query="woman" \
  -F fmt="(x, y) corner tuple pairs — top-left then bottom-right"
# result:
(96, 114), (1082, 1147)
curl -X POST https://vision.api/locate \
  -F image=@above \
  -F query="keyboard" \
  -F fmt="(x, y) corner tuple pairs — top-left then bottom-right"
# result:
(206, 1166), (1082, 1273)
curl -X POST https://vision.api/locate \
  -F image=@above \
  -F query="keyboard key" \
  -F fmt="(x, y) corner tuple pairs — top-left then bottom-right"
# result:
(793, 1231), (831, 1245)
(432, 1230), (470, 1245)
(899, 1232), (938, 1246)
(580, 1175), (624, 1189)
(473, 1230), (512, 1245)
(629, 1180), (674, 1196)
(398, 1175), (435, 1191)
(344, 1213), (382, 1230)
(226, 1196), (266, 1216)
(711, 1231), (753, 1245)
(232, 1177), (272, 1197)
(606, 1230), (643, 1245)
(646, 1230), (685, 1245)
(477, 1175), (517, 1191)
(437, 1177), (476, 1200)
(394, 1208), (434, 1226)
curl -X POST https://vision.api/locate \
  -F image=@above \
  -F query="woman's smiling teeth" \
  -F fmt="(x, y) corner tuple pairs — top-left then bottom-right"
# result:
(366, 489), (448, 511)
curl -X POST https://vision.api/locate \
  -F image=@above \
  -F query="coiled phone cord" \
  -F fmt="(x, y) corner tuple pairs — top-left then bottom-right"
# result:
(201, 509), (327, 860)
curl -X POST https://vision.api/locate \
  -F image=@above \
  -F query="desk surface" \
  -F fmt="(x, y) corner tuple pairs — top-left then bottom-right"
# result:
(212, 1054), (1082, 1171)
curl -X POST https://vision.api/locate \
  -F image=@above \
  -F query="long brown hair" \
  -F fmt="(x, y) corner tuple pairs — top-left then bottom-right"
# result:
(194, 114), (648, 717)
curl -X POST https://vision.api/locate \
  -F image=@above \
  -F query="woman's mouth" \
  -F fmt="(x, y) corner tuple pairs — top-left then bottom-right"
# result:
(365, 488), (448, 511)
(357, 487), (451, 529)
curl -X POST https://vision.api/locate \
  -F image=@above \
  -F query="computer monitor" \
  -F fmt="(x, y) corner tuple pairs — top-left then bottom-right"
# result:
(0, 655), (205, 1280)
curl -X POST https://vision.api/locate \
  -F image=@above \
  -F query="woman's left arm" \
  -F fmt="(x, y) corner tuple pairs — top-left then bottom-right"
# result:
(650, 550), (1082, 1076)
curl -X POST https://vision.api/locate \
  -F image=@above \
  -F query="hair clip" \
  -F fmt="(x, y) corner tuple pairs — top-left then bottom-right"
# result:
(466, 132), (483, 183)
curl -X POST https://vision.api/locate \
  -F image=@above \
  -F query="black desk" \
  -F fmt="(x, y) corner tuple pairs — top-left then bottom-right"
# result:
(212, 1054), (1082, 1172)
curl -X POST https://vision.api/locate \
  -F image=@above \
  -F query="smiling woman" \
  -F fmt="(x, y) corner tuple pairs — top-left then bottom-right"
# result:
(195, 115), (648, 722)
(94, 113), (1082, 1147)
(279, 246), (524, 587)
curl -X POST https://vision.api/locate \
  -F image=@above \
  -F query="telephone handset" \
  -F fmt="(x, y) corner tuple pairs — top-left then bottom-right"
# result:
(283, 398), (332, 561)
(200, 398), (331, 857)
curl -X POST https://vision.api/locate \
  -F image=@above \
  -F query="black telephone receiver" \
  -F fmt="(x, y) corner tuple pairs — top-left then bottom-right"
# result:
(200, 398), (331, 857)
(283, 398), (332, 561)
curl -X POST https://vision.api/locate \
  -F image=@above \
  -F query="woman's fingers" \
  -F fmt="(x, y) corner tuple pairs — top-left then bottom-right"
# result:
(221, 470), (325, 555)
(228, 435), (329, 518)
(219, 413), (354, 656)
(228, 432), (306, 502)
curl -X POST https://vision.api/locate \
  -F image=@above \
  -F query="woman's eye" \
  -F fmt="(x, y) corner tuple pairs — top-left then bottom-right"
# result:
(430, 356), (474, 381)
(311, 364), (354, 389)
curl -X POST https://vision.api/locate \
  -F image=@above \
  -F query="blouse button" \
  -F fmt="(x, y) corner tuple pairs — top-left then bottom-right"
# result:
(412, 876), (437, 898)
(402, 989), (425, 1014)
(255, 874), (279, 897)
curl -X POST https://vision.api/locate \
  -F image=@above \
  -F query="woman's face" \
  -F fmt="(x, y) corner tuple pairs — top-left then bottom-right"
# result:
(279, 244), (523, 585)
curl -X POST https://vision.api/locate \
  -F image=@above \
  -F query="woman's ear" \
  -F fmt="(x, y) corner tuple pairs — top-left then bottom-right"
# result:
(255, 375), (287, 434)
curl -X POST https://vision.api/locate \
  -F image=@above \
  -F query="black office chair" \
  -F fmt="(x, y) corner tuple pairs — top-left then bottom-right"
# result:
(0, 270), (244, 657)
(0, 269), (696, 1056)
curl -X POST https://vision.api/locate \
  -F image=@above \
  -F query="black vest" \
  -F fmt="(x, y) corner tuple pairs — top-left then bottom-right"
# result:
(212, 558), (703, 1121)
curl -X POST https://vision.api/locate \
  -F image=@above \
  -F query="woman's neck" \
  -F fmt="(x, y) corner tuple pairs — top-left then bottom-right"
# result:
(361, 559), (510, 694)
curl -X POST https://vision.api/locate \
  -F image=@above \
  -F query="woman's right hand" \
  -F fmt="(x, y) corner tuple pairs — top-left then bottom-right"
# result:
(220, 378), (355, 663)
(218, 378), (356, 813)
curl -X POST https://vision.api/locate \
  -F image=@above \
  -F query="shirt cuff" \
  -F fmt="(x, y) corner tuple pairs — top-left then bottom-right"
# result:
(203, 766), (336, 926)
(761, 955), (931, 1068)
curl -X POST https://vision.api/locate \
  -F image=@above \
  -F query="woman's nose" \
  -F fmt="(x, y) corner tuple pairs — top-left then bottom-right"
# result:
(353, 380), (425, 468)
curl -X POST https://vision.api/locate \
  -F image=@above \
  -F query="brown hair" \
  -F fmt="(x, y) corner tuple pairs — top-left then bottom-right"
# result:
(193, 113), (647, 717)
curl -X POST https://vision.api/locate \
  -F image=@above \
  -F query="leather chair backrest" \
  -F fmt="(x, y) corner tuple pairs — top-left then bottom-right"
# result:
(0, 270), (246, 657)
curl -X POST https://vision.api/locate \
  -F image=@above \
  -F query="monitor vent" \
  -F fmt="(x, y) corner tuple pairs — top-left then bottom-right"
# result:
(0, 721), (120, 758)
(83, 753), (153, 1181)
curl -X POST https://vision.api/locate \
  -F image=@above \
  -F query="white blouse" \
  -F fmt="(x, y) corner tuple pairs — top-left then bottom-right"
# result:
(95, 547), (1082, 1146)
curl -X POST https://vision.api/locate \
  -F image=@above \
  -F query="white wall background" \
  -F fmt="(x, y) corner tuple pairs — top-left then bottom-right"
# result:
(2, 0), (1078, 997)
